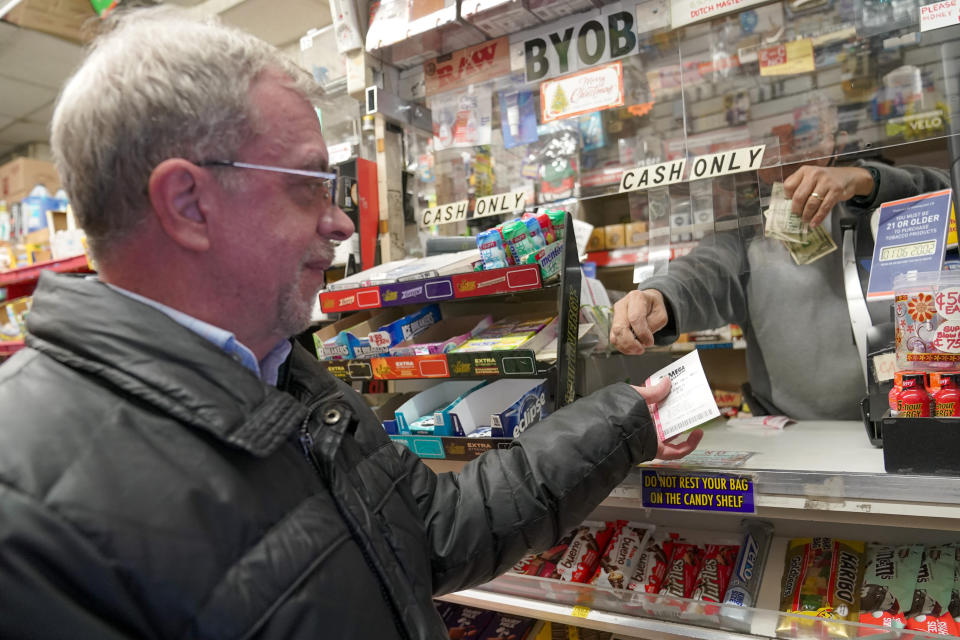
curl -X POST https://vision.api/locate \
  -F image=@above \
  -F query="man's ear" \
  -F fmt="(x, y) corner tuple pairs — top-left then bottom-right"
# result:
(147, 159), (212, 252)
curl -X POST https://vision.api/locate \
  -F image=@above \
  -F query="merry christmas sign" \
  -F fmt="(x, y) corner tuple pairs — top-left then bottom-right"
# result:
(540, 61), (624, 123)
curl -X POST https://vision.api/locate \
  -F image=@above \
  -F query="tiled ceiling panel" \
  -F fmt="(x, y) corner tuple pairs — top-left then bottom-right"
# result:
(0, 23), (81, 89)
(0, 76), (56, 119)
(0, 121), (50, 146)
(220, 0), (331, 47)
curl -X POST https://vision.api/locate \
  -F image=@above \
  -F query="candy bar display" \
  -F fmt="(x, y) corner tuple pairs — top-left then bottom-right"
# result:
(474, 210), (568, 271)
(719, 520), (774, 632)
(904, 544), (957, 636)
(589, 521), (653, 590)
(859, 544), (924, 629)
(777, 538), (866, 636)
(549, 521), (617, 583)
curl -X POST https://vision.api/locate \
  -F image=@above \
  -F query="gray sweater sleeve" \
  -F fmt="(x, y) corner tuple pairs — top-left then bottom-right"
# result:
(640, 230), (749, 344)
(851, 161), (951, 211)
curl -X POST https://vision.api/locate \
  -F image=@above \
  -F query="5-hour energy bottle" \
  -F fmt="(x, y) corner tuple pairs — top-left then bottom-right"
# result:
(898, 372), (931, 418)
(934, 372), (960, 417)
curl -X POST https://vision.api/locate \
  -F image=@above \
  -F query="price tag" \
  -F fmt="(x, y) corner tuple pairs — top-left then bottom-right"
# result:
(936, 287), (960, 320)
(570, 605), (591, 618)
(933, 322), (960, 353)
(367, 331), (392, 349)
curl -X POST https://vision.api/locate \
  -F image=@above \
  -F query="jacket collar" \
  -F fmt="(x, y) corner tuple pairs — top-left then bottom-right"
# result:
(24, 273), (312, 457)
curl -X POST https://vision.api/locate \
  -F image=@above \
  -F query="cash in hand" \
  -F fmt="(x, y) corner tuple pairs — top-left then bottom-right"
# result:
(763, 182), (836, 265)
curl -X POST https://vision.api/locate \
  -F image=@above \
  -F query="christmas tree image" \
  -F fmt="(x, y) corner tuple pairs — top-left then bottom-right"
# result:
(550, 85), (569, 116)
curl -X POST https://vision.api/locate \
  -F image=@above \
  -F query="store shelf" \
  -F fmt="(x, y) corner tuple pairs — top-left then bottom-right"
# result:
(0, 254), (90, 288)
(586, 243), (698, 268)
(424, 421), (960, 523)
(438, 589), (760, 640)
(321, 349), (553, 381)
(319, 264), (546, 313)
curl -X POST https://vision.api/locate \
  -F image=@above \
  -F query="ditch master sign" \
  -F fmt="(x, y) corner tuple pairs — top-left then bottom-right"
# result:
(418, 190), (527, 227)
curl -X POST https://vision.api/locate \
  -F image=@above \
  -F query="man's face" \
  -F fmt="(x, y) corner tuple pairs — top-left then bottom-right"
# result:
(212, 71), (355, 342)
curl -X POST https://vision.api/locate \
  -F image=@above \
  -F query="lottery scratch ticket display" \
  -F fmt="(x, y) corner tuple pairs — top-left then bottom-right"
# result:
(894, 271), (960, 372)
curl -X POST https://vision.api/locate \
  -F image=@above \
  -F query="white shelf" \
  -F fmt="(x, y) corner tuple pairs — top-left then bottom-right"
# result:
(437, 589), (760, 640)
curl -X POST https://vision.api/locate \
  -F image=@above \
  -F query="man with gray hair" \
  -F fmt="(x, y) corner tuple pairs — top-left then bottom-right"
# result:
(0, 8), (699, 638)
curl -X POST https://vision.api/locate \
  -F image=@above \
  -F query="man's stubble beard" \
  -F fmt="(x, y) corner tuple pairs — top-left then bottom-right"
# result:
(277, 241), (336, 337)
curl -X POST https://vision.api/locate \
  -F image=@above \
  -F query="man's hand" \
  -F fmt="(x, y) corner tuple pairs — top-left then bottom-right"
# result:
(783, 165), (875, 229)
(631, 378), (704, 461)
(610, 289), (668, 355)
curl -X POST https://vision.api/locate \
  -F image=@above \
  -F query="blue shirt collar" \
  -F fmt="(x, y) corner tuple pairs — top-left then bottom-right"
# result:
(103, 282), (292, 386)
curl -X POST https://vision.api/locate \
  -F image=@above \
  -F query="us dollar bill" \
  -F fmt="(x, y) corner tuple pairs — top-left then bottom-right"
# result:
(785, 222), (837, 265)
(764, 182), (808, 244)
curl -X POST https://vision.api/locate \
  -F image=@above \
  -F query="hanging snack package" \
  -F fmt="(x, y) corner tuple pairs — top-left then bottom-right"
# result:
(544, 209), (567, 241)
(859, 543), (924, 630)
(589, 521), (654, 589)
(777, 538), (866, 638)
(477, 227), (511, 270)
(720, 520), (775, 633)
(499, 218), (538, 265)
(894, 271), (960, 372)
(905, 544), (958, 636)
(522, 215), (547, 250)
(523, 211), (557, 245)
(549, 521), (617, 583)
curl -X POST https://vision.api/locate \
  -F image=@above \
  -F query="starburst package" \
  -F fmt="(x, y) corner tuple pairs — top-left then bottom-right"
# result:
(894, 271), (960, 372)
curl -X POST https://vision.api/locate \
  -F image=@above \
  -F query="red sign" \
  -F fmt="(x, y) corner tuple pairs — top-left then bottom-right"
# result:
(319, 286), (382, 313)
(423, 37), (511, 96)
(451, 265), (541, 299)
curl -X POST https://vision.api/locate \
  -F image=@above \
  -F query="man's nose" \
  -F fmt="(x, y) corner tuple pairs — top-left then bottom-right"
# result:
(320, 204), (355, 241)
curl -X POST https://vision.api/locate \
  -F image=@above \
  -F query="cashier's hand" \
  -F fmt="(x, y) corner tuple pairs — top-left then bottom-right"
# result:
(632, 377), (704, 460)
(783, 165), (875, 229)
(610, 289), (668, 355)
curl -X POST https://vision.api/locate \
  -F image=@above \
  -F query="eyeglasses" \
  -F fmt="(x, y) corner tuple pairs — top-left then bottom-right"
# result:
(198, 160), (337, 205)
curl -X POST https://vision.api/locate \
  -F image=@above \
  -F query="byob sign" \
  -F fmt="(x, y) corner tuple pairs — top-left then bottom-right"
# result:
(510, 6), (644, 83)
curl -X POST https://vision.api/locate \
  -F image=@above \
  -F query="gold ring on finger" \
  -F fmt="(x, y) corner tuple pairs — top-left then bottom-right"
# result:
(810, 192), (823, 200)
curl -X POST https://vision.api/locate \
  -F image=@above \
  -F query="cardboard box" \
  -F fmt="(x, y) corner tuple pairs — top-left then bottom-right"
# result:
(3, 0), (98, 44)
(603, 224), (625, 249)
(626, 221), (649, 247)
(0, 158), (61, 203)
(586, 228), (605, 252)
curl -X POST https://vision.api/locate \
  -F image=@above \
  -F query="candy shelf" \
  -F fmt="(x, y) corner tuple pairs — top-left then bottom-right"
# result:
(586, 244), (699, 269)
(319, 263), (547, 313)
(431, 421), (960, 640)
(0, 254), (91, 297)
(322, 348), (553, 382)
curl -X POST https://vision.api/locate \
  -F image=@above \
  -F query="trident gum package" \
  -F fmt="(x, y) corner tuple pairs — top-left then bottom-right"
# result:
(905, 544), (958, 636)
(550, 521), (617, 583)
(859, 543), (924, 630)
(589, 521), (653, 589)
(777, 538), (866, 637)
